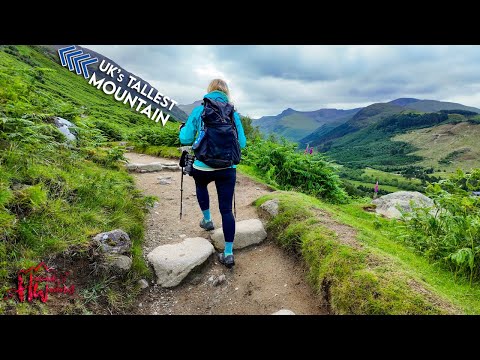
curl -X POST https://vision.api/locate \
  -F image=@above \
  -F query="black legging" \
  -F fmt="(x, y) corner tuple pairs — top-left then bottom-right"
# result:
(192, 167), (236, 243)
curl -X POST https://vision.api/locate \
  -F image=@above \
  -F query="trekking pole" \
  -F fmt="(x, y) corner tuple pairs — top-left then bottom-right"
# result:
(180, 168), (184, 219)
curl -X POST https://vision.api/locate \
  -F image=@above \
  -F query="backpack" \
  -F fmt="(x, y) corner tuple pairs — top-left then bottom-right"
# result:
(192, 97), (241, 168)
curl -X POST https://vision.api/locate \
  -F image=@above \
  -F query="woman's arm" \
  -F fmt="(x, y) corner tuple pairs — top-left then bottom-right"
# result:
(179, 106), (202, 145)
(233, 112), (247, 149)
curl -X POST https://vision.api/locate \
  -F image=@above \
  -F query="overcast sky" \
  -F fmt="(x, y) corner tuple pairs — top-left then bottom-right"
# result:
(84, 45), (480, 118)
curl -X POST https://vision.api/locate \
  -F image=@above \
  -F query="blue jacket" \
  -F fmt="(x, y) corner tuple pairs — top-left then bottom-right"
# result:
(179, 90), (247, 170)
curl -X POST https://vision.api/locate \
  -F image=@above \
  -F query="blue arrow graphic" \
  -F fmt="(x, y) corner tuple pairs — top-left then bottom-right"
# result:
(58, 45), (77, 66)
(80, 58), (98, 79)
(66, 50), (83, 71)
(73, 53), (91, 75)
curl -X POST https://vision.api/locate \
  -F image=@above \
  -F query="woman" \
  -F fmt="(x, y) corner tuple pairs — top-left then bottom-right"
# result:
(179, 79), (247, 268)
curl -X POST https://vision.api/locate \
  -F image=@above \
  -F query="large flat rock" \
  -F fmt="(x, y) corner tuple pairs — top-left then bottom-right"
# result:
(372, 191), (434, 219)
(147, 237), (214, 287)
(211, 219), (267, 250)
(126, 163), (164, 172)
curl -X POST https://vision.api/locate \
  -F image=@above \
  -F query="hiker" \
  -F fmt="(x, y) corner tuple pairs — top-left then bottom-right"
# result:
(179, 79), (247, 268)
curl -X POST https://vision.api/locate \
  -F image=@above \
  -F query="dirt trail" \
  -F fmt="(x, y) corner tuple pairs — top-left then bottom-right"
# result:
(126, 152), (326, 315)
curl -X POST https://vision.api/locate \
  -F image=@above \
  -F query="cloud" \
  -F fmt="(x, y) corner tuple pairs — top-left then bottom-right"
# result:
(84, 45), (480, 118)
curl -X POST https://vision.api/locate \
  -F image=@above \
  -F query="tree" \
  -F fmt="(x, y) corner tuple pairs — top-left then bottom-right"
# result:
(240, 116), (261, 140)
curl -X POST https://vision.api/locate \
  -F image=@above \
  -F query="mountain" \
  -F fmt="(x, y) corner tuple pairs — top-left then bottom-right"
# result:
(316, 108), (480, 173)
(43, 45), (189, 122)
(301, 98), (480, 149)
(300, 103), (405, 147)
(253, 107), (361, 142)
(178, 100), (203, 116)
(388, 98), (421, 107)
(401, 99), (480, 113)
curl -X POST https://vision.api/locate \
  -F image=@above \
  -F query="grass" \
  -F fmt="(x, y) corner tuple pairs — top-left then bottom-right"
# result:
(133, 145), (181, 159)
(347, 179), (402, 193)
(363, 168), (423, 186)
(312, 197), (480, 314)
(255, 191), (459, 314)
(0, 45), (173, 314)
(393, 122), (480, 174)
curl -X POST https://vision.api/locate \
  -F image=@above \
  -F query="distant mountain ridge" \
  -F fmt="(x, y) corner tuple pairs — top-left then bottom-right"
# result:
(302, 98), (480, 148)
(250, 97), (480, 145)
(178, 100), (203, 116)
(253, 107), (361, 142)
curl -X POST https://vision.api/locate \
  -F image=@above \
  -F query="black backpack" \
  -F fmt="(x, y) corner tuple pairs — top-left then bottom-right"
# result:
(193, 97), (241, 168)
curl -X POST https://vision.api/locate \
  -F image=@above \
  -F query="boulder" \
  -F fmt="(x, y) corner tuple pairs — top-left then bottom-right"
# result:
(92, 229), (131, 255)
(272, 309), (295, 315)
(372, 191), (434, 219)
(147, 237), (214, 287)
(260, 199), (279, 217)
(53, 116), (76, 141)
(211, 219), (267, 250)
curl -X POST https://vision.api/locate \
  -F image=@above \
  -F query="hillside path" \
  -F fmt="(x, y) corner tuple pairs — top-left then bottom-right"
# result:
(125, 152), (327, 315)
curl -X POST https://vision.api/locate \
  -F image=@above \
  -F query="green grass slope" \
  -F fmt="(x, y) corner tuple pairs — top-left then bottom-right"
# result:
(254, 191), (477, 314)
(305, 103), (406, 148)
(0, 45), (180, 314)
(393, 121), (480, 175)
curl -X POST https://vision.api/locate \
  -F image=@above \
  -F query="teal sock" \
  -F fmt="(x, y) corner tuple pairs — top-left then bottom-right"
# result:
(224, 242), (233, 256)
(202, 209), (211, 221)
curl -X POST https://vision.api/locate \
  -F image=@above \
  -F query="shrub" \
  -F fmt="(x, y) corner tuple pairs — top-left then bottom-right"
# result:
(242, 137), (348, 203)
(400, 169), (480, 284)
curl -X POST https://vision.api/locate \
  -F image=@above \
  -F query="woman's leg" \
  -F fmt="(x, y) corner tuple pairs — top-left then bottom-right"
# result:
(192, 169), (213, 222)
(214, 168), (237, 255)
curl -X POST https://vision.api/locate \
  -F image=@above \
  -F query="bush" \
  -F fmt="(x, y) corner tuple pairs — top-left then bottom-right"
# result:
(400, 169), (480, 284)
(242, 137), (348, 203)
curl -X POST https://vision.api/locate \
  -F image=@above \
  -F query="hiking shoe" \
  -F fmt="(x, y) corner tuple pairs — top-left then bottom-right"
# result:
(218, 252), (235, 269)
(199, 218), (215, 231)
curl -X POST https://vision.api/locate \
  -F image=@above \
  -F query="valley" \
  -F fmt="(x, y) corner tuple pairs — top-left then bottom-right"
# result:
(252, 98), (480, 196)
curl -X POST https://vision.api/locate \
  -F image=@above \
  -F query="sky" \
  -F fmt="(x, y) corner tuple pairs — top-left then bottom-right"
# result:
(84, 45), (480, 118)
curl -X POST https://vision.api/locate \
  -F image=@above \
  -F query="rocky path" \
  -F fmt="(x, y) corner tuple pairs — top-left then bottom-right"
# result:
(126, 152), (326, 315)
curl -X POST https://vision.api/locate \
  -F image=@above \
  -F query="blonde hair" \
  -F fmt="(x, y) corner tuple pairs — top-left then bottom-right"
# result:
(207, 79), (230, 97)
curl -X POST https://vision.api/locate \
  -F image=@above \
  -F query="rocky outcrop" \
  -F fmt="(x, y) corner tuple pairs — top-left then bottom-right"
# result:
(260, 199), (279, 218)
(372, 191), (434, 219)
(92, 229), (131, 255)
(53, 117), (76, 142)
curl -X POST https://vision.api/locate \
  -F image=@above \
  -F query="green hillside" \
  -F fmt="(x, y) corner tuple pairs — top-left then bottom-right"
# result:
(0, 45), (180, 314)
(303, 103), (406, 147)
(393, 121), (480, 175)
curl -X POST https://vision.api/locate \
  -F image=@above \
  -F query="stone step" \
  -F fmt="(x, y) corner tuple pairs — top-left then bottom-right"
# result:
(210, 219), (267, 250)
(126, 162), (163, 172)
(147, 237), (214, 287)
